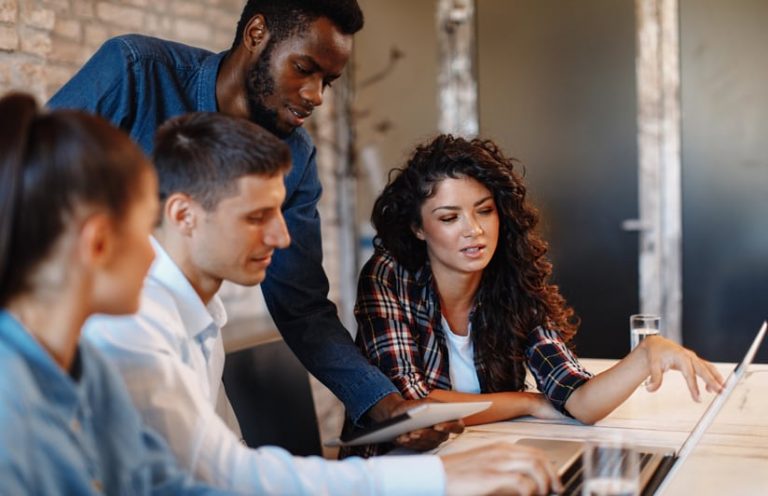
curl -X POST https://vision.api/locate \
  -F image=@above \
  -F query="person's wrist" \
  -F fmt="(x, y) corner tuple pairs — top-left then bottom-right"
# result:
(523, 392), (540, 417)
(368, 392), (405, 422)
(637, 335), (659, 369)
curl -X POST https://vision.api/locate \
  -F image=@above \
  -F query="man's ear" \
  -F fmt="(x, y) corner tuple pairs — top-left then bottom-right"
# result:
(243, 14), (271, 54)
(78, 213), (114, 269)
(164, 193), (198, 236)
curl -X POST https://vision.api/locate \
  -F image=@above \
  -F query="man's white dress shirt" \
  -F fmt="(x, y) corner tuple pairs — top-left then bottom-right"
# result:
(84, 239), (445, 495)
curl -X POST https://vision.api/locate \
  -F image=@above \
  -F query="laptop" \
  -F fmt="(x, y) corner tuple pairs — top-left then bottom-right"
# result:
(517, 320), (767, 496)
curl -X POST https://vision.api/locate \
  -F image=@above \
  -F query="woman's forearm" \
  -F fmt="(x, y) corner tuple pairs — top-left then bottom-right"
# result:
(565, 345), (649, 424)
(427, 389), (543, 425)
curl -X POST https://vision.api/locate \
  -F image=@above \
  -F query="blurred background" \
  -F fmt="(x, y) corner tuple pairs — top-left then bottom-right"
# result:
(353, 0), (767, 364)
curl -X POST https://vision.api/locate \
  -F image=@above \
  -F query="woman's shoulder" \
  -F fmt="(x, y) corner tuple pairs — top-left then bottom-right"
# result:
(360, 248), (421, 282)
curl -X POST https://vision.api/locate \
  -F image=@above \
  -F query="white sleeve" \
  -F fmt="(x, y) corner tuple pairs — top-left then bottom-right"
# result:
(84, 312), (446, 496)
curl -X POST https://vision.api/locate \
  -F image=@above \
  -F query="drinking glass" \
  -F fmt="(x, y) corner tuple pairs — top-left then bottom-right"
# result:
(630, 314), (661, 387)
(630, 314), (661, 350)
(582, 441), (639, 496)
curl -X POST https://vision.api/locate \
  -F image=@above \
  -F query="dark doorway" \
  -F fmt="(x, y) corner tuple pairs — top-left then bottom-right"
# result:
(476, 0), (639, 358)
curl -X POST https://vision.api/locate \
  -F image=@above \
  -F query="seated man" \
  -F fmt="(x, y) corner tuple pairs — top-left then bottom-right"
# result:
(84, 112), (560, 495)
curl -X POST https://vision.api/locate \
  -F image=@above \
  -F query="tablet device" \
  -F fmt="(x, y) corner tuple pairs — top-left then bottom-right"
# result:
(325, 401), (492, 447)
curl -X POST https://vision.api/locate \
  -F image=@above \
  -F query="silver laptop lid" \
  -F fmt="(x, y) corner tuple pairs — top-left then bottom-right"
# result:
(655, 320), (767, 494)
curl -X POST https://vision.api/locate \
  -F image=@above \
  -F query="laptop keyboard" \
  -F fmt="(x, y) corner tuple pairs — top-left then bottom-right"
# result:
(560, 451), (655, 495)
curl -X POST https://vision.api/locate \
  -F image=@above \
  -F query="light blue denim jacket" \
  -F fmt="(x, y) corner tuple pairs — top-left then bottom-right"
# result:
(0, 311), (230, 495)
(48, 35), (397, 422)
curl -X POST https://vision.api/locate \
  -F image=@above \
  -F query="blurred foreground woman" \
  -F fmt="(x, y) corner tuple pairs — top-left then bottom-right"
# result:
(0, 93), (230, 495)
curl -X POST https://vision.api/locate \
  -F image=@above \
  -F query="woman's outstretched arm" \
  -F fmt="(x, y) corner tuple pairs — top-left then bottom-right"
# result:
(565, 335), (725, 424)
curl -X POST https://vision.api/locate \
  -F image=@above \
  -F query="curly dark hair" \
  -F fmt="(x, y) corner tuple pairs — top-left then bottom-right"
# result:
(371, 134), (579, 393)
(232, 0), (364, 50)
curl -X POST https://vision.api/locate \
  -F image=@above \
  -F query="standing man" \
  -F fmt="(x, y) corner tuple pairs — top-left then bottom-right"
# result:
(49, 0), (427, 433)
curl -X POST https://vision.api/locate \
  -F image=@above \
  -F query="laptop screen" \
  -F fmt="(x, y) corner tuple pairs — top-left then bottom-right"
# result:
(674, 320), (766, 461)
(654, 320), (767, 494)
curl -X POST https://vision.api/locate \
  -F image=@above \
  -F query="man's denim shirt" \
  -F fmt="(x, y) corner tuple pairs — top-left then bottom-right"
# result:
(48, 34), (396, 422)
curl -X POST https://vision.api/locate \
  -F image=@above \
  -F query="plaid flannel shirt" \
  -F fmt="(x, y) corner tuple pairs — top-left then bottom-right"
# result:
(345, 249), (593, 457)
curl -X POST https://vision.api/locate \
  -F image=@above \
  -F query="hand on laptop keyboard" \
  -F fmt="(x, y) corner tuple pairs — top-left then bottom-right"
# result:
(440, 441), (563, 495)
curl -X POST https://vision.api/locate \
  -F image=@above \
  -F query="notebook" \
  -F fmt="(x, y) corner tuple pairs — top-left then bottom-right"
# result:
(517, 320), (767, 496)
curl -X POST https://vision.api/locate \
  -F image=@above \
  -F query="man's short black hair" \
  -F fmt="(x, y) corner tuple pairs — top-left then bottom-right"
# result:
(153, 112), (290, 211)
(232, 0), (364, 50)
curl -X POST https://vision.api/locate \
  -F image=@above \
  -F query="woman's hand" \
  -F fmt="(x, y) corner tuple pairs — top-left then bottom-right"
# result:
(640, 335), (725, 401)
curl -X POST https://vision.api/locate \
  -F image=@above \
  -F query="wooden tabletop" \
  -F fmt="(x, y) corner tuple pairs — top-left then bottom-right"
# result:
(430, 359), (768, 495)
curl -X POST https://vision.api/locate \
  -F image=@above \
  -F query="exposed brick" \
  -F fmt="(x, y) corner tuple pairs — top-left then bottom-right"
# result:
(22, 7), (55, 30)
(19, 28), (50, 56)
(122, 0), (150, 9)
(53, 18), (82, 41)
(84, 22), (108, 47)
(40, 0), (70, 14)
(18, 59), (45, 80)
(174, 18), (211, 45)
(72, 0), (94, 18)
(219, 0), (244, 11)
(0, 56), (11, 83)
(144, 13), (172, 35)
(96, 2), (144, 30)
(0, 0), (17, 23)
(172, 1), (205, 19)
(105, 26), (129, 40)
(43, 63), (76, 95)
(0, 24), (18, 50)
(212, 31), (232, 52)
(16, 60), (48, 99)
(48, 37), (88, 65)
(209, 8), (236, 31)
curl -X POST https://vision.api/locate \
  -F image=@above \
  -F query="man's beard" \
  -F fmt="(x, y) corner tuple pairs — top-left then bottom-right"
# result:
(245, 41), (292, 139)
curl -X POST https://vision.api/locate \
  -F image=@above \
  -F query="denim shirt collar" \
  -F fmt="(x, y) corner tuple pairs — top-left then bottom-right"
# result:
(0, 311), (83, 416)
(197, 50), (228, 112)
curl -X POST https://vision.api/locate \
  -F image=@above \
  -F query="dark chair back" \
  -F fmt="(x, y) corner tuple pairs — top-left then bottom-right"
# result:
(222, 339), (322, 456)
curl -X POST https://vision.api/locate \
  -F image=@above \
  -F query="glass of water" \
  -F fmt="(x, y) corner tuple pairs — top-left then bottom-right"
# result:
(582, 441), (639, 496)
(630, 314), (661, 387)
(630, 314), (661, 350)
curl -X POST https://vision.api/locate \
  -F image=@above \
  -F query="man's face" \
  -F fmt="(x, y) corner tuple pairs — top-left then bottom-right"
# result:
(189, 173), (290, 287)
(245, 16), (353, 138)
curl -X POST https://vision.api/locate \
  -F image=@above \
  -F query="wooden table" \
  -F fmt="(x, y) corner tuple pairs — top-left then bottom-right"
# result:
(430, 359), (768, 495)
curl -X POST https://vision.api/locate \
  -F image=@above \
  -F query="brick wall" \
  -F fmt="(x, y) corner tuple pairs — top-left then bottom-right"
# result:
(0, 0), (246, 101)
(0, 0), (345, 456)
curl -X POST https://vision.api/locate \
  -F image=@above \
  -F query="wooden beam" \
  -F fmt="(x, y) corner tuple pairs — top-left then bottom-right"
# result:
(437, 0), (478, 137)
(634, 0), (682, 342)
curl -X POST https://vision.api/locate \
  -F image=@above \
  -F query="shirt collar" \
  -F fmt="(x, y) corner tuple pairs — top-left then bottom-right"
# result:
(197, 50), (229, 112)
(0, 311), (82, 413)
(148, 238), (228, 340)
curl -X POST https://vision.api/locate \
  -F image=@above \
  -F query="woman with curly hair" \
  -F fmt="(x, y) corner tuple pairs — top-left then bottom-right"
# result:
(350, 134), (723, 456)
